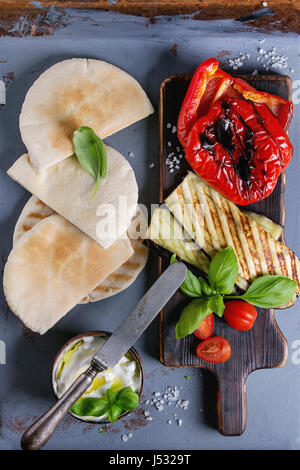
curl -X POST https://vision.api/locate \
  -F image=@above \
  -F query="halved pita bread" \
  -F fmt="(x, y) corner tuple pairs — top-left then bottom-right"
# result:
(7, 145), (138, 249)
(13, 196), (55, 246)
(19, 58), (154, 170)
(13, 196), (149, 303)
(4, 215), (133, 334)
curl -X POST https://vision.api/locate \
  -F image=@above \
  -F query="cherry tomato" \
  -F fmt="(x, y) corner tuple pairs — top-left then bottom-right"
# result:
(223, 301), (257, 331)
(196, 336), (231, 363)
(193, 313), (214, 340)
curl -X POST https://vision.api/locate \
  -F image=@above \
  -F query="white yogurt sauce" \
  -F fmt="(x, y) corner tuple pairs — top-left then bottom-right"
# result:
(54, 335), (141, 421)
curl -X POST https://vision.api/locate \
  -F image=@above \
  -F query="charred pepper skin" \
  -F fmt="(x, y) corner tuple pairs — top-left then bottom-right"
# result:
(178, 58), (293, 205)
(177, 58), (233, 148)
(185, 98), (293, 205)
(177, 58), (293, 148)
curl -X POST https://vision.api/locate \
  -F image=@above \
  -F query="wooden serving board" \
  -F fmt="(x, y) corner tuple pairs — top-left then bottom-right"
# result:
(158, 73), (292, 436)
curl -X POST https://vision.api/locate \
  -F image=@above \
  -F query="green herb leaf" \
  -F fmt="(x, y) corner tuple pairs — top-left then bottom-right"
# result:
(116, 387), (139, 411)
(73, 126), (107, 200)
(208, 294), (225, 317)
(184, 375), (191, 380)
(175, 298), (212, 339)
(170, 254), (177, 264)
(208, 246), (238, 294)
(180, 271), (203, 297)
(107, 404), (123, 424)
(239, 275), (297, 308)
(70, 397), (109, 417)
(70, 386), (139, 423)
(107, 389), (116, 404)
(198, 277), (216, 296)
(170, 254), (203, 297)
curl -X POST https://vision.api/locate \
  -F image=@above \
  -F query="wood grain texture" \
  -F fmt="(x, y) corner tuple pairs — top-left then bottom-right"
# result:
(158, 73), (292, 436)
(0, 1), (300, 35)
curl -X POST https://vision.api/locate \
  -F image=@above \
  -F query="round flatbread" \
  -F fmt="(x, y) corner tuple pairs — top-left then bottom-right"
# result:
(8, 145), (139, 249)
(13, 196), (149, 303)
(19, 58), (154, 170)
(5, 215), (133, 334)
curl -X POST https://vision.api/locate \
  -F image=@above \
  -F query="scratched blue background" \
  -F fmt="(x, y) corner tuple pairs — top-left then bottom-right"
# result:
(0, 8), (300, 450)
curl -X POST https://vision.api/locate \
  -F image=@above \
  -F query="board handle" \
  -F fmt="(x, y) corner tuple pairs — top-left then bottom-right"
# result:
(216, 372), (247, 436)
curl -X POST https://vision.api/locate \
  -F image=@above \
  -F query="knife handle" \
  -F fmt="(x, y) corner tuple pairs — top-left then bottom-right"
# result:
(21, 365), (99, 450)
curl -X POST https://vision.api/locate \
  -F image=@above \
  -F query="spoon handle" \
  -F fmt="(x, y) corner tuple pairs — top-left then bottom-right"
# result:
(21, 365), (99, 450)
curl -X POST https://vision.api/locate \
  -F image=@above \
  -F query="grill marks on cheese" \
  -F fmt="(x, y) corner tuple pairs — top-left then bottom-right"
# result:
(165, 172), (300, 295)
(146, 207), (210, 272)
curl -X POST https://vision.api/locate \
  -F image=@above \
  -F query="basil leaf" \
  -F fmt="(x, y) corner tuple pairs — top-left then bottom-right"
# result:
(208, 294), (225, 317)
(73, 126), (107, 200)
(116, 387), (139, 411)
(107, 404), (123, 424)
(170, 254), (203, 297)
(170, 254), (177, 264)
(70, 398), (109, 417)
(107, 389), (116, 404)
(208, 246), (238, 294)
(175, 298), (212, 339)
(198, 277), (216, 296)
(240, 275), (297, 308)
(180, 271), (203, 297)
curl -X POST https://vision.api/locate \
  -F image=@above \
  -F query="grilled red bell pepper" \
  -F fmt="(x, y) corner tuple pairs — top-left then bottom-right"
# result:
(185, 97), (293, 205)
(177, 58), (293, 148)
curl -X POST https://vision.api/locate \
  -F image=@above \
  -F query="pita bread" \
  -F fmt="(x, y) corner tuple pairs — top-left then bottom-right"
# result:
(4, 215), (133, 334)
(13, 196), (149, 303)
(13, 196), (55, 246)
(19, 58), (154, 170)
(7, 145), (138, 249)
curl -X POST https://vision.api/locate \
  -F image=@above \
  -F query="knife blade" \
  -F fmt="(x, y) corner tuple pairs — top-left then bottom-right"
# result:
(92, 261), (187, 370)
(21, 262), (187, 450)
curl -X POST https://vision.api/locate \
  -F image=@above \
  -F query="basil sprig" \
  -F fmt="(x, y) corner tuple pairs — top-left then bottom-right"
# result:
(234, 275), (297, 308)
(70, 386), (139, 423)
(73, 126), (107, 200)
(208, 246), (238, 294)
(172, 247), (297, 339)
(175, 298), (212, 339)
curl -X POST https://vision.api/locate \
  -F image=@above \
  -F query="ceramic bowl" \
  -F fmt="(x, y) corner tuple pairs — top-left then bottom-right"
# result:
(52, 330), (144, 423)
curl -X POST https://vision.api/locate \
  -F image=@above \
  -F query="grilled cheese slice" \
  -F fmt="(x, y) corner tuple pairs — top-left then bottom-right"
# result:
(164, 172), (300, 305)
(146, 206), (210, 273)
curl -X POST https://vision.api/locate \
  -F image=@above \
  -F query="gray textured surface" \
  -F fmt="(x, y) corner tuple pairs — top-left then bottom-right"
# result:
(0, 10), (300, 450)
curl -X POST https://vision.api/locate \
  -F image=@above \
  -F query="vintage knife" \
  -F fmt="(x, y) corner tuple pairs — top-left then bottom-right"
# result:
(21, 262), (187, 450)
